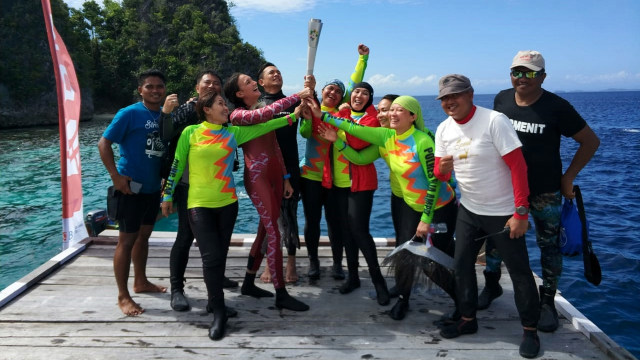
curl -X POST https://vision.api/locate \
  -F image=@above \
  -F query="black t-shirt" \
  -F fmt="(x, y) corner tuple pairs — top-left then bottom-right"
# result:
(263, 91), (301, 193)
(494, 88), (586, 196)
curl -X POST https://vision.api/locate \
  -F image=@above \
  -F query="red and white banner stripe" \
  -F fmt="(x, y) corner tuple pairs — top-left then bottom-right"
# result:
(41, 0), (88, 248)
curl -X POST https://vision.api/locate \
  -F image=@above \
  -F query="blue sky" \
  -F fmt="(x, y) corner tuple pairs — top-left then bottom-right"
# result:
(64, 0), (640, 96)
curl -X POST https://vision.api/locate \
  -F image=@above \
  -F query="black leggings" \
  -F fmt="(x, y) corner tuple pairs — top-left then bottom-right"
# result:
(346, 190), (383, 283)
(169, 183), (193, 291)
(300, 178), (346, 264)
(390, 193), (404, 240)
(188, 203), (238, 310)
(325, 185), (349, 265)
(454, 205), (539, 327)
(394, 199), (458, 301)
(284, 172), (301, 257)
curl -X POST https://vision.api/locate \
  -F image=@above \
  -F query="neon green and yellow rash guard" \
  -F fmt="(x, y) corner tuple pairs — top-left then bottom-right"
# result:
(379, 147), (403, 197)
(343, 144), (403, 198)
(323, 114), (455, 224)
(302, 53), (368, 188)
(163, 116), (294, 209)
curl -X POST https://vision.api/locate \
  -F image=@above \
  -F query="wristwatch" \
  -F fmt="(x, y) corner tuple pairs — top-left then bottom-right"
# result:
(515, 206), (529, 216)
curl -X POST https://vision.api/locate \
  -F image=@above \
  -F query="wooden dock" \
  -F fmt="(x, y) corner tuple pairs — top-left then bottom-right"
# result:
(0, 231), (634, 360)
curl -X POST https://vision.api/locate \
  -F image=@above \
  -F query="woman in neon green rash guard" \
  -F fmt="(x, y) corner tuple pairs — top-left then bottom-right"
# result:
(161, 91), (302, 341)
(310, 95), (458, 321)
(299, 43), (370, 282)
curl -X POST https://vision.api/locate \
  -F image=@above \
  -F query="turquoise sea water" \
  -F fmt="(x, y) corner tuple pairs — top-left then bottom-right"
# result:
(1, 92), (639, 357)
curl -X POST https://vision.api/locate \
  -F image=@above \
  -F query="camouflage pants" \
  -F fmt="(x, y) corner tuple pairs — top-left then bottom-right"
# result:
(485, 191), (563, 294)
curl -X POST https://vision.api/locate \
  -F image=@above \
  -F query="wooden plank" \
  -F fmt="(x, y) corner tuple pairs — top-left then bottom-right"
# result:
(0, 320), (583, 338)
(0, 331), (605, 351)
(0, 347), (605, 360)
(0, 238), (90, 308)
(0, 236), (629, 360)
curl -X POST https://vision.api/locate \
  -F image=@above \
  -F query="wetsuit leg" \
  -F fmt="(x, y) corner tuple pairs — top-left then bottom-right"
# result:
(284, 173), (301, 257)
(491, 219), (540, 328)
(300, 177), (323, 261)
(169, 183), (194, 292)
(453, 205), (486, 320)
(530, 192), (563, 295)
(247, 221), (267, 272)
(455, 205), (540, 327)
(424, 200), (458, 301)
(390, 194), (404, 242)
(188, 203), (238, 310)
(325, 186), (350, 271)
(430, 200), (458, 257)
(393, 200), (422, 297)
(246, 163), (286, 289)
(348, 190), (384, 283)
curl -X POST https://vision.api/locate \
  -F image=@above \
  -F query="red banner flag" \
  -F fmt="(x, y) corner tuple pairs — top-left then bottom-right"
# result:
(41, 0), (88, 248)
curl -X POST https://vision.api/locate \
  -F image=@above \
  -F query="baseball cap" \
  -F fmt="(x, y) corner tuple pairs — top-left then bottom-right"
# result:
(436, 74), (473, 100)
(511, 50), (545, 71)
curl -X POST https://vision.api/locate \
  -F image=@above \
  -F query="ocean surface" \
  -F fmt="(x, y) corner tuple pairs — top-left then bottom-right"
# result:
(1, 92), (639, 357)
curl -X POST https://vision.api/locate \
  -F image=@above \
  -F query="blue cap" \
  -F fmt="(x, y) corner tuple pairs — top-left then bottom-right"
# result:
(323, 79), (345, 95)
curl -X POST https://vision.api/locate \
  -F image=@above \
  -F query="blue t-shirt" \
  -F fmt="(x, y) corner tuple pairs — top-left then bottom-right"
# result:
(102, 102), (166, 193)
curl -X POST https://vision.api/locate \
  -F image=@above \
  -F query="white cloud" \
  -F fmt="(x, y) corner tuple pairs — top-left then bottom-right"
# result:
(230, 0), (317, 14)
(406, 74), (436, 86)
(367, 73), (399, 87)
(367, 73), (438, 89)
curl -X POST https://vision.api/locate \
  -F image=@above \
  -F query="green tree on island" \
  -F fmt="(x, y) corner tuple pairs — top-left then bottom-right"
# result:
(0, 0), (265, 127)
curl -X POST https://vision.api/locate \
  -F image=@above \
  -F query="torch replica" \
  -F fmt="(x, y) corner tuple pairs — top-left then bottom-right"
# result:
(306, 18), (323, 76)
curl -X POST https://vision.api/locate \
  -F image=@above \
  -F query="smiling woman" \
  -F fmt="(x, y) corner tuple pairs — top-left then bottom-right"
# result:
(223, 72), (313, 312)
(160, 89), (303, 340)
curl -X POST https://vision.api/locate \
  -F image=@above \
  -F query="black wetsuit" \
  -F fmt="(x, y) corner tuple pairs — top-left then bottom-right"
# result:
(263, 91), (301, 256)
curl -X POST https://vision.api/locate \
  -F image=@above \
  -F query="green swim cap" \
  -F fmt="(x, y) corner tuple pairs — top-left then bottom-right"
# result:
(392, 95), (424, 132)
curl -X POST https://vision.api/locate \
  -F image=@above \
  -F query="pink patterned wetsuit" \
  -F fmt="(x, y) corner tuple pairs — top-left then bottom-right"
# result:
(230, 94), (300, 290)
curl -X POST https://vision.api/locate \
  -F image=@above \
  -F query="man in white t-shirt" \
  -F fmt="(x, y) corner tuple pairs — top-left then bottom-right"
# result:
(433, 74), (540, 359)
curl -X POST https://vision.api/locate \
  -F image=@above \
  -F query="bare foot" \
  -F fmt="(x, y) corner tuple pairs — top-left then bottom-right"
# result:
(118, 295), (144, 316)
(133, 280), (167, 293)
(260, 266), (272, 283)
(285, 257), (299, 284)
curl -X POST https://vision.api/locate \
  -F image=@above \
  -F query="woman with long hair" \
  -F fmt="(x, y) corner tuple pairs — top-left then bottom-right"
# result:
(161, 90), (302, 340)
(224, 73), (312, 311)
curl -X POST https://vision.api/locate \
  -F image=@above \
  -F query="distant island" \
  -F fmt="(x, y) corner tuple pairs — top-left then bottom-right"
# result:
(554, 88), (640, 93)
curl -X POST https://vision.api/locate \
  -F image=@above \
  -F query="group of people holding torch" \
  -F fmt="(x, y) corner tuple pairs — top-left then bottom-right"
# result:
(100, 35), (598, 358)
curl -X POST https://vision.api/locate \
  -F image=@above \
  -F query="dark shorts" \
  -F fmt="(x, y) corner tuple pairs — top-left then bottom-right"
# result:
(117, 191), (161, 233)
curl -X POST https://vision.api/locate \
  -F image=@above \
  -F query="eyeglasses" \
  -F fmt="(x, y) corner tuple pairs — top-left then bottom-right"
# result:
(511, 70), (544, 79)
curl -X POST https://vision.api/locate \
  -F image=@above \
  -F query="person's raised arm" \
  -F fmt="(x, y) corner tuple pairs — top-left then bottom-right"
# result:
(160, 98), (197, 141)
(343, 44), (369, 103)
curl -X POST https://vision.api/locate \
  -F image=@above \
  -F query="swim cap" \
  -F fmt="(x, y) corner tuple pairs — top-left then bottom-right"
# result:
(392, 95), (424, 132)
(322, 79), (345, 95)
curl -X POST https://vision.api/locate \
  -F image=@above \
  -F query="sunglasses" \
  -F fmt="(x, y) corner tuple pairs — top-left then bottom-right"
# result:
(511, 70), (544, 79)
